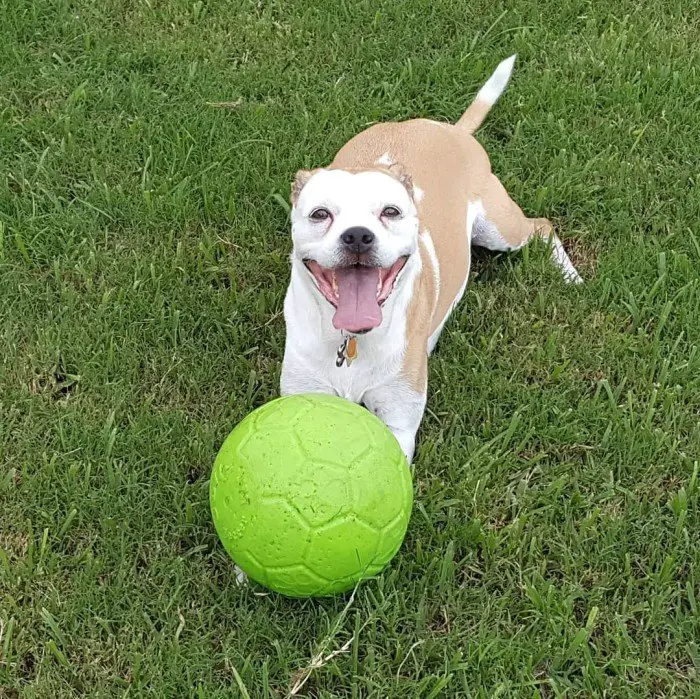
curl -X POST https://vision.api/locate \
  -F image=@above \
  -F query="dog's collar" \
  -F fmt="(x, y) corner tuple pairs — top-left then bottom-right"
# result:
(336, 331), (358, 368)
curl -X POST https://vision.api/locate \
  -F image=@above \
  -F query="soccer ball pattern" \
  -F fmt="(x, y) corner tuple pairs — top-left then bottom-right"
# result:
(210, 393), (413, 597)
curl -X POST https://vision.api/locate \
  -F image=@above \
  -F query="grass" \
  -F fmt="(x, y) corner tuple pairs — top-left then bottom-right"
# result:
(1, 0), (699, 696)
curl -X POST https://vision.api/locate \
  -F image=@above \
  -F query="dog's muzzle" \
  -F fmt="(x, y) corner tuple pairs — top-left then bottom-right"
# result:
(340, 226), (375, 255)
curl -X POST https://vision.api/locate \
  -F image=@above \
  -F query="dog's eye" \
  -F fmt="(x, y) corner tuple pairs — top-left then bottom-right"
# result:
(381, 206), (401, 219)
(310, 208), (331, 221)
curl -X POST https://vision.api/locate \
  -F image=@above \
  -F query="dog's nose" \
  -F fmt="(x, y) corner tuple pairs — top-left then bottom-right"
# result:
(340, 227), (375, 254)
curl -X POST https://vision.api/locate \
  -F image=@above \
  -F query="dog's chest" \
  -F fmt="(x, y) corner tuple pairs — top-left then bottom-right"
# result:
(313, 335), (405, 403)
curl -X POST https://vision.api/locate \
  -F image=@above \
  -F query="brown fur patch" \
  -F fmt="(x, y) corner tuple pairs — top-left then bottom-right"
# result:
(456, 98), (491, 133)
(388, 162), (414, 199)
(401, 237), (438, 392)
(290, 168), (315, 205)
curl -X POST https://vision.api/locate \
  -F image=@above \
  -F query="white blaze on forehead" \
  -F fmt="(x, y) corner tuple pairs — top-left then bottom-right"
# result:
(296, 169), (412, 214)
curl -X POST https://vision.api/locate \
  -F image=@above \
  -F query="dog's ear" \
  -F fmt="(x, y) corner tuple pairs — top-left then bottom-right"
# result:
(389, 162), (414, 200)
(291, 169), (315, 206)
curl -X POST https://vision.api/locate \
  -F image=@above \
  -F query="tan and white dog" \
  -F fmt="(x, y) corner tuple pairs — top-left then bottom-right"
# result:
(281, 56), (581, 462)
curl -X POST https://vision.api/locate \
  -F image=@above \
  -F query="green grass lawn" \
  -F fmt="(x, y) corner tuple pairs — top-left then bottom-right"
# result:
(1, 0), (699, 696)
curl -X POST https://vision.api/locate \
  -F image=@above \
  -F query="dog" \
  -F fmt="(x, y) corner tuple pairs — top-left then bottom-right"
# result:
(281, 56), (581, 462)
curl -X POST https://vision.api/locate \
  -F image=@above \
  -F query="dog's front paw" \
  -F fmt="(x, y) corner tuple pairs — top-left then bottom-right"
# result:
(391, 428), (416, 464)
(234, 565), (249, 585)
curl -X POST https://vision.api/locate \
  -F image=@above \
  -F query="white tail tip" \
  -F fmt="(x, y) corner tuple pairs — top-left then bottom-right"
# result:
(476, 54), (517, 106)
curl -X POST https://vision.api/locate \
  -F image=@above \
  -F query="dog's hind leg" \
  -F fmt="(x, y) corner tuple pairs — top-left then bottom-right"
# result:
(470, 181), (582, 283)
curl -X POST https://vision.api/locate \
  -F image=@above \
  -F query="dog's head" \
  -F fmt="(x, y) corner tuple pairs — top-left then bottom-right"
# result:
(289, 164), (419, 334)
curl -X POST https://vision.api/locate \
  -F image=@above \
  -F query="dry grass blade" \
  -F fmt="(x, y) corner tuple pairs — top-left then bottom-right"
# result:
(206, 98), (244, 109)
(287, 587), (359, 697)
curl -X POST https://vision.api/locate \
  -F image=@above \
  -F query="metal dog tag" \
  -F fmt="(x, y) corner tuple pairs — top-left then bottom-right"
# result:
(336, 337), (348, 367)
(345, 337), (358, 366)
(336, 334), (358, 368)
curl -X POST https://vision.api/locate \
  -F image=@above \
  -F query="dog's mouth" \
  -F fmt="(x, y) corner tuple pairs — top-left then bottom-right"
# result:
(303, 257), (409, 333)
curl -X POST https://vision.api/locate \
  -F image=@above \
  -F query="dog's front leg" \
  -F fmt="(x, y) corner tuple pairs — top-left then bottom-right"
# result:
(363, 382), (426, 463)
(280, 354), (331, 397)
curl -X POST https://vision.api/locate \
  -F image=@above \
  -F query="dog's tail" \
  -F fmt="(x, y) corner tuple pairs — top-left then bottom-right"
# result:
(456, 55), (516, 133)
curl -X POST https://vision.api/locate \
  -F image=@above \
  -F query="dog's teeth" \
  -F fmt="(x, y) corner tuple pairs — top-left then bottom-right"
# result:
(332, 272), (338, 295)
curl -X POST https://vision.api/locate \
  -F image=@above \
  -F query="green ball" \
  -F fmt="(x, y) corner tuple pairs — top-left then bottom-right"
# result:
(209, 393), (413, 597)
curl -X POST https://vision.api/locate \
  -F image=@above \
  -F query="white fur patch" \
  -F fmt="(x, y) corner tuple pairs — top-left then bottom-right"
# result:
(375, 152), (393, 166)
(470, 200), (519, 251)
(413, 185), (425, 203)
(234, 565), (248, 584)
(421, 229), (440, 301)
(476, 54), (516, 107)
(544, 233), (583, 284)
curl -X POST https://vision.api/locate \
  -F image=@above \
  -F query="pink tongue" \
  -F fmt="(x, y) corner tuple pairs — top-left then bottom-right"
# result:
(332, 266), (382, 332)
